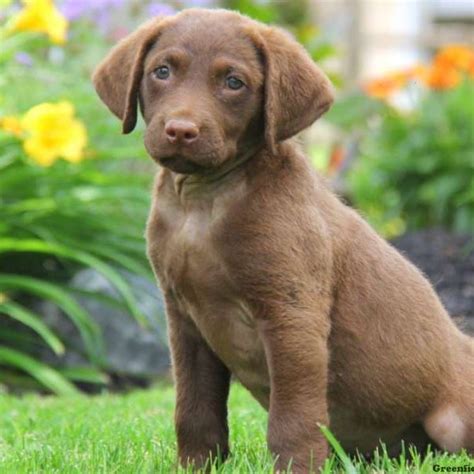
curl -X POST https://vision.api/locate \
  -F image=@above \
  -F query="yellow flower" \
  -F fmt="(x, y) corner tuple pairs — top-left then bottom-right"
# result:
(0, 116), (23, 137)
(9, 0), (68, 45)
(21, 101), (87, 167)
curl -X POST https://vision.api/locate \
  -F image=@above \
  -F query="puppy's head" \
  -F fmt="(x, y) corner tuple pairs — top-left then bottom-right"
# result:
(93, 9), (333, 174)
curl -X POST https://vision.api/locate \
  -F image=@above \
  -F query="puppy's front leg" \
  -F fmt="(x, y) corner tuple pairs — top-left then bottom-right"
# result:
(259, 309), (330, 473)
(166, 297), (231, 469)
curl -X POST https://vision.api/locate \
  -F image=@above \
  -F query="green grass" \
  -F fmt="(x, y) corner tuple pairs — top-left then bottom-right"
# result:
(0, 383), (472, 473)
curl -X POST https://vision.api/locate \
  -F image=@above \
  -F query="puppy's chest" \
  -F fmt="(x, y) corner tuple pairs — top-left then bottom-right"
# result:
(149, 196), (267, 383)
(157, 208), (217, 287)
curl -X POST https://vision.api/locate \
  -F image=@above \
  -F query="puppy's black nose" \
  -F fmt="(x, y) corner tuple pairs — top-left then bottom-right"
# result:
(165, 120), (199, 145)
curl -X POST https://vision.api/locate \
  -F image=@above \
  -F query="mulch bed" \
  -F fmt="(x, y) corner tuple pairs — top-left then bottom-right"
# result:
(391, 229), (474, 335)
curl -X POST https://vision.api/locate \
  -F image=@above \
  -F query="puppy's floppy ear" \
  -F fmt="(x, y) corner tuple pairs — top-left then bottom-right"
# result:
(92, 17), (170, 134)
(248, 24), (334, 152)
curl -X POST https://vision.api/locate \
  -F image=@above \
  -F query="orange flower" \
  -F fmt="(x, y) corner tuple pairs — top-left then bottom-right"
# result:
(327, 144), (345, 175)
(363, 45), (473, 97)
(469, 56), (474, 79)
(404, 65), (429, 83)
(421, 45), (474, 89)
(364, 75), (405, 99)
(424, 63), (461, 90)
(364, 66), (427, 99)
(434, 44), (474, 72)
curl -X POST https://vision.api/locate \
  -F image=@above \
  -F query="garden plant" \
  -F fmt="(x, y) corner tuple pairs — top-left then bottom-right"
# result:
(0, 0), (156, 393)
(327, 45), (474, 237)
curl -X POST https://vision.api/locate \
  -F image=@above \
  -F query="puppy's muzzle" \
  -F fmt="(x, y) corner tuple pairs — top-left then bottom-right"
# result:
(165, 119), (199, 146)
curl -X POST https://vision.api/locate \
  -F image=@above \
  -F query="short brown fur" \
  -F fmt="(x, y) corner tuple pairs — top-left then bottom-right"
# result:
(93, 9), (474, 472)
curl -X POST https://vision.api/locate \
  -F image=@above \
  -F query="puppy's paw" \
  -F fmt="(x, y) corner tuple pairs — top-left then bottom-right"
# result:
(179, 446), (230, 472)
(273, 442), (328, 473)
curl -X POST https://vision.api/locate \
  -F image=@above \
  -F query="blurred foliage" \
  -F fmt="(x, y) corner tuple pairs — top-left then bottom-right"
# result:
(327, 46), (474, 237)
(0, 1), (153, 393)
(223, 0), (340, 85)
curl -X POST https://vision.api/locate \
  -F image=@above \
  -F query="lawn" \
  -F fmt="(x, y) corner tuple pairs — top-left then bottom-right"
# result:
(0, 383), (471, 473)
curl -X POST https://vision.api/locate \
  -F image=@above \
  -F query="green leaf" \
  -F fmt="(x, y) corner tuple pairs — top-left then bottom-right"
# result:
(319, 424), (357, 474)
(0, 32), (39, 65)
(0, 346), (78, 395)
(226, 0), (278, 23)
(309, 42), (338, 62)
(53, 234), (151, 277)
(0, 301), (64, 355)
(0, 370), (48, 391)
(0, 239), (148, 326)
(58, 366), (109, 384)
(0, 327), (40, 351)
(325, 92), (385, 131)
(0, 274), (102, 363)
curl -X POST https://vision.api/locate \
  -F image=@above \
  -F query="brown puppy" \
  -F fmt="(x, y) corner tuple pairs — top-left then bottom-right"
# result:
(93, 9), (474, 472)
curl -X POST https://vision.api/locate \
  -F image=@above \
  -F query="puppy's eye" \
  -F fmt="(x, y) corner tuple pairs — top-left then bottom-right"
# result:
(153, 65), (170, 80)
(226, 76), (244, 90)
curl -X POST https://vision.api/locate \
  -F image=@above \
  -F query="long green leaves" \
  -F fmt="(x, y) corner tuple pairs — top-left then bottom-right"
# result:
(0, 274), (103, 364)
(0, 11), (159, 394)
(0, 346), (78, 395)
(58, 366), (109, 385)
(0, 239), (147, 325)
(0, 301), (64, 355)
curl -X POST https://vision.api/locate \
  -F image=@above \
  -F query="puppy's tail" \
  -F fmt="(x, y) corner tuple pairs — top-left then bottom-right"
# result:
(423, 332), (474, 453)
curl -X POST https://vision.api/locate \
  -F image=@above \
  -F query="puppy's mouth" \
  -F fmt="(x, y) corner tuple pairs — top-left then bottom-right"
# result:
(158, 155), (209, 174)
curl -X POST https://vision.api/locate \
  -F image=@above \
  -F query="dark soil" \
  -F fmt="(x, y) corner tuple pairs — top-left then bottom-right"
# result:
(391, 229), (474, 335)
